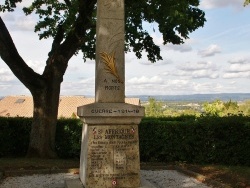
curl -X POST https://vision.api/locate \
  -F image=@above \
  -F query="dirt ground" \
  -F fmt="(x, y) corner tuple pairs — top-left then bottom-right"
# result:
(0, 159), (249, 188)
(178, 163), (250, 188)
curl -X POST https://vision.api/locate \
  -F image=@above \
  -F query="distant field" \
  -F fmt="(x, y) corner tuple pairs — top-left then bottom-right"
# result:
(130, 93), (250, 102)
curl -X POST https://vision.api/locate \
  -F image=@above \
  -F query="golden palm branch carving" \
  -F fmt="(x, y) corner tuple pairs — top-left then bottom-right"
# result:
(100, 51), (123, 83)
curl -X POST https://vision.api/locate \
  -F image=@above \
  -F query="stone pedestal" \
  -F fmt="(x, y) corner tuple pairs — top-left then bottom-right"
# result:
(78, 103), (144, 188)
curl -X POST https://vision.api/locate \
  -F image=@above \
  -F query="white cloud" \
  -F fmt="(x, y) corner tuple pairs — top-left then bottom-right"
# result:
(198, 44), (221, 57)
(152, 34), (192, 53)
(223, 58), (250, 79)
(79, 77), (95, 84)
(61, 77), (95, 95)
(128, 76), (163, 85)
(178, 61), (217, 71)
(223, 59), (250, 79)
(0, 68), (14, 81)
(0, 13), (15, 21)
(200, 0), (245, 10)
(223, 72), (250, 79)
(14, 16), (36, 31)
(0, 83), (11, 91)
(193, 82), (223, 93)
(228, 57), (248, 64)
(26, 60), (45, 74)
(227, 63), (250, 72)
(174, 61), (219, 79)
(1, 12), (36, 32)
(126, 78), (193, 95)
(17, 0), (33, 8)
(165, 43), (192, 52)
(173, 70), (219, 79)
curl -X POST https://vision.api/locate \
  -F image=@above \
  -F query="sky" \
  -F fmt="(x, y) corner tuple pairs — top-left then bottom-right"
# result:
(0, 0), (250, 97)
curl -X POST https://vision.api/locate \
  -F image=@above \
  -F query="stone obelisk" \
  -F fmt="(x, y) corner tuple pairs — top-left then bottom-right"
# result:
(77, 0), (145, 188)
(95, 0), (125, 103)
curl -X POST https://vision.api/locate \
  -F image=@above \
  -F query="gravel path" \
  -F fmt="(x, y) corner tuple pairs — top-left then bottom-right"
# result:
(0, 170), (211, 188)
(141, 170), (210, 188)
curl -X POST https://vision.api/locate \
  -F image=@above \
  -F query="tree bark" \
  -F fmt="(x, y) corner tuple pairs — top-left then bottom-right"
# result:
(27, 88), (60, 158)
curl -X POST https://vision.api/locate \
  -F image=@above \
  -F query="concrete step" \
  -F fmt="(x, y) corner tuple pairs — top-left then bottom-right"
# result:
(64, 177), (156, 188)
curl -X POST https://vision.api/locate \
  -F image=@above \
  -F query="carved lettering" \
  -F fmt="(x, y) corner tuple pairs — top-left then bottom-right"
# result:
(105, 86), (120, 90)
(90, 108), (140, 114)
(88, 125), (139, 184)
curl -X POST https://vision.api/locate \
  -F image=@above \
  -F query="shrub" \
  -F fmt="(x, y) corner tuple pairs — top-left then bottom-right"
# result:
(0, 117), (31, 157)
(0, 116), (249, 166)
(55, 118), (82, 158)
(0, 117), (82, 158)
(139, 116), (250, 166)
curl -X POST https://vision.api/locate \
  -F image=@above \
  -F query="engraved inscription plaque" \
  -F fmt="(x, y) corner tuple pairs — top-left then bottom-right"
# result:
(85, 125), (140, 188)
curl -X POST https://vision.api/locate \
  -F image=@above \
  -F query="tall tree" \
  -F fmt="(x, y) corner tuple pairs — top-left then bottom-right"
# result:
(0, 0), (206, 158)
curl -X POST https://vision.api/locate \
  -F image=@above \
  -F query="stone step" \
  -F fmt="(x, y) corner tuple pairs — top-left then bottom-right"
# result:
(65, 177), (156, 188)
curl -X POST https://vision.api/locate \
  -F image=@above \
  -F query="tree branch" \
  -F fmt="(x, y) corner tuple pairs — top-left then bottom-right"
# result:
(43, 0), (96, 79)
(64, 0), (71, 7)
(49, 23), (64, 56)
(57, 0), (96, 60)
(0, 17), (45, 90)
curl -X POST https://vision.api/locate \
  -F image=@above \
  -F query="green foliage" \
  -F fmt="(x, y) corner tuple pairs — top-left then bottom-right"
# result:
(203, 100), (224, 116)
(0, 0), (206, 63)
(0, 0), (22, 12)
(244, 0), (250, 6)
(0, 117), (31, 157)
(0, 117), (82, 158)
(1, 116), (249, 166)
(202, 99), (240, 116)
(55, 118), (82, 158)
(239, 100), (250, 116)
(145, 97), (164, 117)
(139, 116), (250, 165)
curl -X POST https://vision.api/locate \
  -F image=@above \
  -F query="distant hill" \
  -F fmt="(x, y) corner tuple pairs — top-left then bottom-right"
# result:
(2, 93), (250, 102)
(130, 93), (250, 102)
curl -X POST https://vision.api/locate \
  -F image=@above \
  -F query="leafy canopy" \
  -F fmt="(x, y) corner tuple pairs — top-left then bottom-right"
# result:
(0, 0), (206, 63)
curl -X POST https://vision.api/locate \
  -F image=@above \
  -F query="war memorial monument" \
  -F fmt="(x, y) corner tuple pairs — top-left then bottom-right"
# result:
(75, 0), (145, 187)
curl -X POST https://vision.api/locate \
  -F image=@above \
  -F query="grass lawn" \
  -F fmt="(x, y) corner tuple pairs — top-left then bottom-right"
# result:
(0, 158), (249, 187)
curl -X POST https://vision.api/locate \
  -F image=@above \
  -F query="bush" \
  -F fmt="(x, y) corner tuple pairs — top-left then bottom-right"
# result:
(139, 116), (250, 166)
(0, 117), (32, 157)
(0, 117), (82, 158)
(0, 116), (249, 166)
(55, 118), (82, 158)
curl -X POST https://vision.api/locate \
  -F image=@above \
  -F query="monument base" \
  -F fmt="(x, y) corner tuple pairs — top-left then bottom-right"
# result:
(65, 176), (157, 188)
(77, 103), (144, 188)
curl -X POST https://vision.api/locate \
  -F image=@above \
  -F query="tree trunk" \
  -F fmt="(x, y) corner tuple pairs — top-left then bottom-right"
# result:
(0, 13), (91, 158)
(26, 77), (61, 158)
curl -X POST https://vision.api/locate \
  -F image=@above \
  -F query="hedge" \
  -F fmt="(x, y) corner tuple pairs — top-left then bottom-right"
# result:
(0, 116), (249, 166)
(139, 116), (250, 165)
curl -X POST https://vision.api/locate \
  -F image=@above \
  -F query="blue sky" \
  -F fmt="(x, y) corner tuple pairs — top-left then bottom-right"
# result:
(0, 0), (250, 96)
